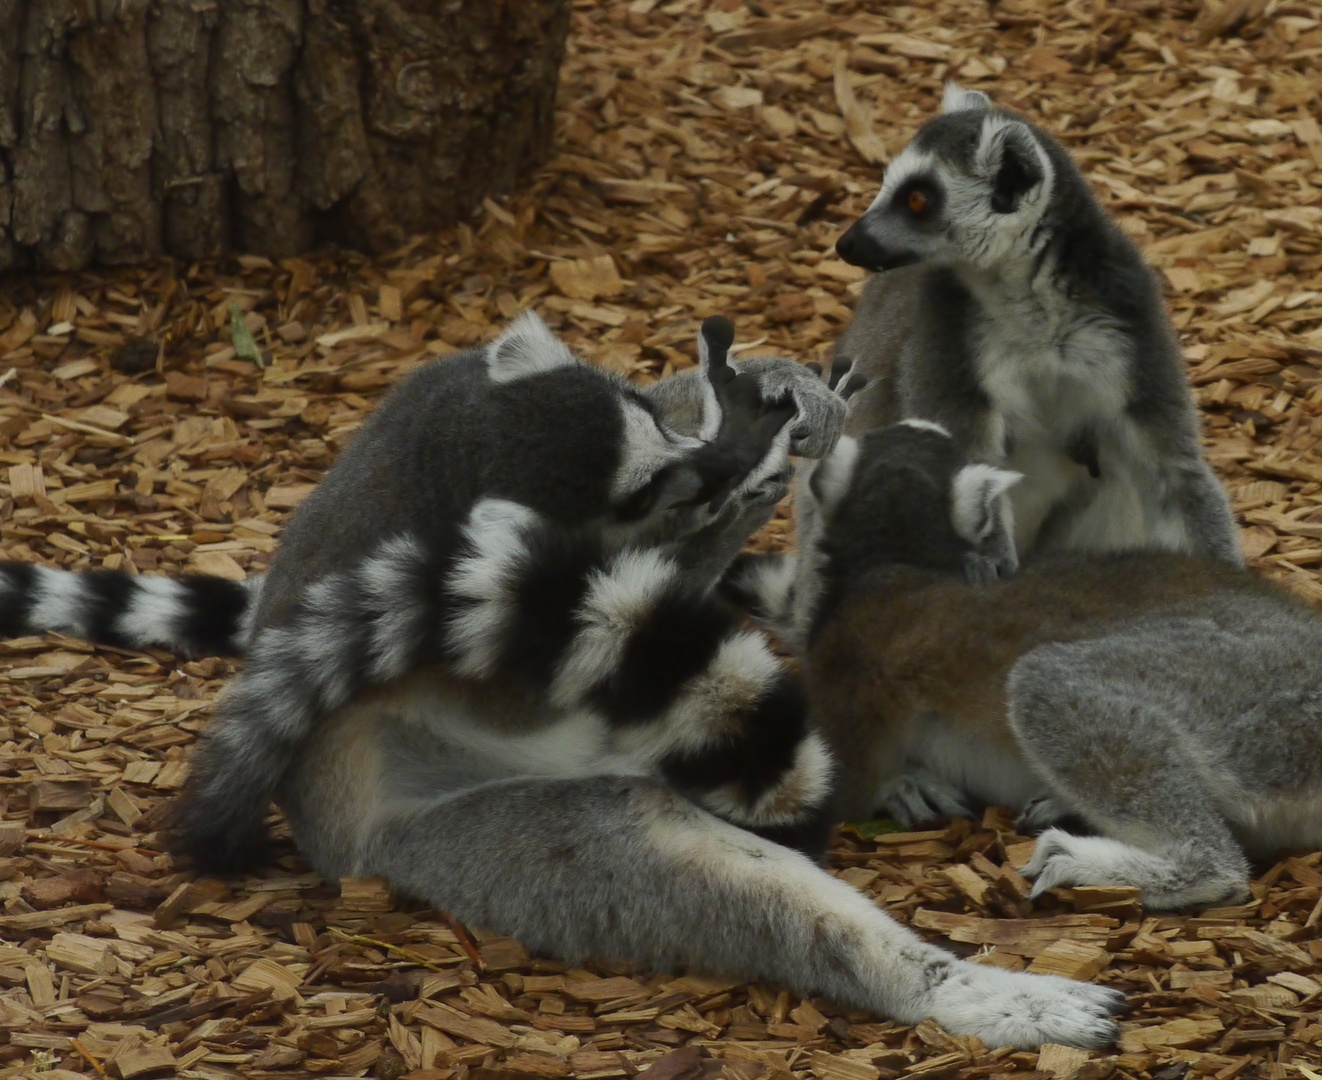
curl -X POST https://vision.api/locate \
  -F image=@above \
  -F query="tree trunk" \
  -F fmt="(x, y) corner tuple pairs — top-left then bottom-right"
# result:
(0, 0), (570, 272)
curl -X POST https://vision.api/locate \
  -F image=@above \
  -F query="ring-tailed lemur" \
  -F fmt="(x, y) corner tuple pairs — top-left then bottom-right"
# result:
(830, 84), (1239, 566)
(0, 314), (1124, 1049)
(770, 420), (1322, 911)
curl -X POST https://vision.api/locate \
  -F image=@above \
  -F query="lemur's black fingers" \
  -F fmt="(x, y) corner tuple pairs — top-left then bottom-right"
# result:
(699, 315), (736, 368)
(805, 361), (823, 377)
(828, 355), (854, 391)
(839, 372), (869, 401)
(699, 315), (737, 394)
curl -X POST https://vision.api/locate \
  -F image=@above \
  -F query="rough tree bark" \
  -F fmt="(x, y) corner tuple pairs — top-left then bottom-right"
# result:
(0, 0), (571, 272)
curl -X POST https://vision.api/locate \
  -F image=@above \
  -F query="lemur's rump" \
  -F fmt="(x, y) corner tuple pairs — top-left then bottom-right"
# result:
(830, 83), (1238, 565)
(0, 314), (1126, 1049)
(775, 422), (1322, 912)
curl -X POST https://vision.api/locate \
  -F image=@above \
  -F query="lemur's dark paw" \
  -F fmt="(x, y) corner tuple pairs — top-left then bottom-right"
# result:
(733, 356), (846, 459)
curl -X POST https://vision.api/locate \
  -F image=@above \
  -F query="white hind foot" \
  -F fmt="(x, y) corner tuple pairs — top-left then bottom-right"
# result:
(1022, 828), (1249, 910)
(930, 962), (1125, 1049)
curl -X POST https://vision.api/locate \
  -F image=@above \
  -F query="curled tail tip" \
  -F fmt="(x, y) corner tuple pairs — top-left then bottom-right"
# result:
(164, 742), (277, 874)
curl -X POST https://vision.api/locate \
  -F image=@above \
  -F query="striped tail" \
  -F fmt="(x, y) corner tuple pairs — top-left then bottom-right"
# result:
(165, 500), (836, 872)
(0, 562), (260, 657)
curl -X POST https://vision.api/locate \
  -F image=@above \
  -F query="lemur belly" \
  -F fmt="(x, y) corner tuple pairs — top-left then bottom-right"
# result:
(284, 667), (656, 876)
(897, 716), (1048, 811)
(977, 320), (1189, 555)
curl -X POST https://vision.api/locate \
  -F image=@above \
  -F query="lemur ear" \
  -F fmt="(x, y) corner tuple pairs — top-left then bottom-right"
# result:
(978, 120), (1045, 214)
(806, 435), (860, 514)
(695, 315), (737, 440)
(486, 310), (578, 383)
(942, 82), (991, 114)
(951, 463), (1021, 544)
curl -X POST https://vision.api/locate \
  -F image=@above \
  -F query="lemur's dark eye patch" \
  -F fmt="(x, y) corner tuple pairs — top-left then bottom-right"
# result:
(893, 179), (940, 220)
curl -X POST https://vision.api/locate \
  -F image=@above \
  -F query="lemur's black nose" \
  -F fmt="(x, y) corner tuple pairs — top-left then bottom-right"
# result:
(835, 220), (889, 270)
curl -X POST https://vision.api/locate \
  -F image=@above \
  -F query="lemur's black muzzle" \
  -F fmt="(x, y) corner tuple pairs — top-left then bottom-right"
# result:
(835, 218), (920, 272)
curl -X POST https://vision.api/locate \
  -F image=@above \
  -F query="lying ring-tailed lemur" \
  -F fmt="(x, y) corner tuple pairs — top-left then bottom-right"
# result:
(0, 313), (1124, 1049)
(748, 419), (1322, 912)
(831, 83), (1239, 566)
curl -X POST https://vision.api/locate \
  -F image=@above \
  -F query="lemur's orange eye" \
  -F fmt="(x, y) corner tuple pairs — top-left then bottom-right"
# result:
(907, 188), (928, 215)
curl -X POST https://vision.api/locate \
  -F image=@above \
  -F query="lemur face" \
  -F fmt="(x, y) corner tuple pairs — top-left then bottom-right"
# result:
(805, 421), (1020, 584)
(835, 84), (1054, 274)
(483, 312), (797, 553)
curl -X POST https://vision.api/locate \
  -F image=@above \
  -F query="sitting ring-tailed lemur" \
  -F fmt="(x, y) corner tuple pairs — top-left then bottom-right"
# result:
(831, 84), (1239, 566)
(758, 419), (1322, 911)
(0, 313), (1125, 1049)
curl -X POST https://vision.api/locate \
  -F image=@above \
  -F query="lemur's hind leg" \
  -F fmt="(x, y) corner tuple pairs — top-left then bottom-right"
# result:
(353, 775), (1122, 1049)
(1008, 642), (1250, 910)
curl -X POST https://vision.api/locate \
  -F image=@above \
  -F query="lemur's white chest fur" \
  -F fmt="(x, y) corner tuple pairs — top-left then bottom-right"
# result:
(964, 272), (1183, 555)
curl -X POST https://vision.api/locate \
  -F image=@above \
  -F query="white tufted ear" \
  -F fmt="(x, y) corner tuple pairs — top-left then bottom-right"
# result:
(951, 464), (1021, 544)
(973, 116), (1051, 214)
(942, 82), (992, 114)
(486, 310), (578, 383)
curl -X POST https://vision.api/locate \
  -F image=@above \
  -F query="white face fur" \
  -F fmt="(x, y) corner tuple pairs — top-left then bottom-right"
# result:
(841, 83), (1057, 274)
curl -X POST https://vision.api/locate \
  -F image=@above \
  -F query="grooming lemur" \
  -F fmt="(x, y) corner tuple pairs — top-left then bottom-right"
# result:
(831, 84), (1239, 565)
(0, 314), (1124, 1049)
(774, 420), (1322, 911)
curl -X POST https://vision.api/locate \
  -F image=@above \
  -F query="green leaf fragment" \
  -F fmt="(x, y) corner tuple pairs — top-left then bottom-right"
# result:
(845, 818), (909, 840)
(230, 300), (266, 367)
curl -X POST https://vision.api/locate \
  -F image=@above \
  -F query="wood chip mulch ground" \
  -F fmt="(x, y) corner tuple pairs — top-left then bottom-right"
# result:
(3, 0), (1322, 1078)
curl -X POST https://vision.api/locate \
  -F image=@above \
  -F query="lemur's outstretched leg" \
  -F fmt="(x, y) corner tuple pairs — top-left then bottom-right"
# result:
(342, 775), (1124, 1049)
(1009, 641), (1251, 909)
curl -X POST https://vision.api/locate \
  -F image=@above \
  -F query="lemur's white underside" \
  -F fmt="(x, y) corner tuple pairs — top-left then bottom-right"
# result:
(962, 269), (1194, 556)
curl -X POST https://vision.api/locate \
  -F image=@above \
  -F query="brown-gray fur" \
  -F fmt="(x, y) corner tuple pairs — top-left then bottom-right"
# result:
(792, 423), (1322, 911)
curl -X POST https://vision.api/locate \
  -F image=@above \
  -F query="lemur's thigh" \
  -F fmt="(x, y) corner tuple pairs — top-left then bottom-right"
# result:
(1007, 641), (1249, 909)
(1168, 458), (1241, 566)
(358, 775), (1121, 1049)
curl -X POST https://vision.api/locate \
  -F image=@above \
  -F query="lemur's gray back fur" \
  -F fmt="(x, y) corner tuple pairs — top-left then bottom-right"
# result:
(831, 84), (1238, 567)
(781, 423), (1322, 912)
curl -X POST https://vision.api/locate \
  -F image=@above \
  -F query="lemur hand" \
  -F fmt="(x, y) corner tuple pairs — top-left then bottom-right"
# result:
(731, 355), (845, 460)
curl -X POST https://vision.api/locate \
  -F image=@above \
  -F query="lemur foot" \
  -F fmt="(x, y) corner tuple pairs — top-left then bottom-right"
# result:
(1015, 796), (1073, 835)
(1021, 829), (1249, 909)
(878, 773), (975, 826)
(931, 962), (1125, 1049)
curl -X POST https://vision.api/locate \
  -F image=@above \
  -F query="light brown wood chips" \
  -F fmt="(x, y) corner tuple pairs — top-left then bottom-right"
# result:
(3, 0), (1322, 1077)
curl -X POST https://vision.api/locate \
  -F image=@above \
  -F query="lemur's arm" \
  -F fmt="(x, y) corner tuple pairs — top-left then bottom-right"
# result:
(643, 353), (845, 459)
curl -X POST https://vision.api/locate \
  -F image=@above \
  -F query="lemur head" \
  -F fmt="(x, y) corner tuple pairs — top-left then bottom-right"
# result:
(835, 84), (1056, 274)
(802, 419), (1021, 589)
(481, 311), (795, 551)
